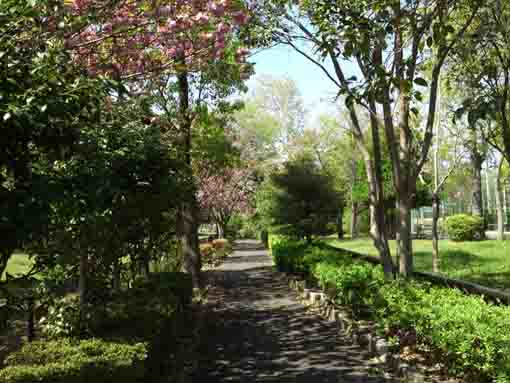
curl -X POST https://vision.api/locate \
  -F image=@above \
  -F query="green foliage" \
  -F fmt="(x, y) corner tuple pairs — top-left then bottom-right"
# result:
(378, 281), (510, 381)
(38, 272), (192, 341)
(131, 272), (192, 310)
(261, 155), (342, 241)
(445, 214), (485, 241)
(270, 235), (309, 274)
(271, 236), (510, 381)
(313, 260), (384, 312)
(0, 339), (147, 383)
(39, 295), (82, 338)
(0, 0), (107, 275)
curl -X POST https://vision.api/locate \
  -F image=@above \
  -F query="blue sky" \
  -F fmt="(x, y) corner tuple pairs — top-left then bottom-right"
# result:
(246, 44), (340, 126)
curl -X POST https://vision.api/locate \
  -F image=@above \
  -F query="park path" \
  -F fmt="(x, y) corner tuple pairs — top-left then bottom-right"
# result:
(192, 240), (398, 383)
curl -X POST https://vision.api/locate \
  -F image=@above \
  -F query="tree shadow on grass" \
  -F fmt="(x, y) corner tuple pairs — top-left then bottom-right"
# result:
(414, 250), (479, 272)
(194, 265), (396, 383)
(460, 271), (510, 291)
(414, 249), (510, 291)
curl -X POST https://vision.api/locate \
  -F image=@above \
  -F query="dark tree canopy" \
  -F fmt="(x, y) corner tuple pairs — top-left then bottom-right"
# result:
(264, 155), (342, 242)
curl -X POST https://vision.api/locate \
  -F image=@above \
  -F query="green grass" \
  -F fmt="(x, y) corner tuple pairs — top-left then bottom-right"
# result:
(327, 238), (510, 291)
(2, 253), (33, 280)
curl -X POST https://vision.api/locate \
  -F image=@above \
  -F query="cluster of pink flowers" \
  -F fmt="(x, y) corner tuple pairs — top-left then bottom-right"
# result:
(64, 0), (251, 78)
(198, 167), (254, 219)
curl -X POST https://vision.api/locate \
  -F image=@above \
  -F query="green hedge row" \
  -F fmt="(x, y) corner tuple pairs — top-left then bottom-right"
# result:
(1, 272), (192, 383)
(270, 235), (510, 383)
(0, 339), (147, 383)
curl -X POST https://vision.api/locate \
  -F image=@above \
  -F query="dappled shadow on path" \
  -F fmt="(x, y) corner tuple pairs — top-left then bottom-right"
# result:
(192, 243), (395, 383)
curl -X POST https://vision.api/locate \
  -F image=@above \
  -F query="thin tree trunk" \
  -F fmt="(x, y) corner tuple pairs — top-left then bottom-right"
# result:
(217, 222), (225, 239)
(397, 195), (413, 277)
(0, 251), (11, 279)
(328, 50), (393, 277)
(337, 205), (344, 239)
(350, 202), (359, 239)
(177, 68), (202, 289)
(350, 150), (359, 239)
(471, 147), (484, 218)
(113, 259), (121, 291)
(179, 200), (202, 289)
(496, 158), (505, 241)
(367, 95), (394, 277)
(142, 255), (150, 277)
(79, 253), (87, 328)
(432, 193), (440, 272)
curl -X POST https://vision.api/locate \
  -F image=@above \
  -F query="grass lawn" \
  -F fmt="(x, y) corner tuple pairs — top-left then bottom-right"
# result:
(327, 238), (510, 291)
(2, 253), (33, 280)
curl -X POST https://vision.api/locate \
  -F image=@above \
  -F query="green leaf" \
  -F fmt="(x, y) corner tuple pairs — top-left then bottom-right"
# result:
(414, 78), (428, 87)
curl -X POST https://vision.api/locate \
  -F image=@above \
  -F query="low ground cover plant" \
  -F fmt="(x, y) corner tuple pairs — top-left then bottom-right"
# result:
(270, 235), (510, 382)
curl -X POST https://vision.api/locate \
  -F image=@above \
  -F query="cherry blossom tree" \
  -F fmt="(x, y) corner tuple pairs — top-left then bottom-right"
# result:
(59, 0), (253, 289)
(63, 0), (251, 79)
(198, 167), (254, 238)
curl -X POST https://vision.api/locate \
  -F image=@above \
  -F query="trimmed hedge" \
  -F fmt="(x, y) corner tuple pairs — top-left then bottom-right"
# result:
(270, 235), (510, 382)
(445, 214), (485, 241)
(0, 339), (147, 383)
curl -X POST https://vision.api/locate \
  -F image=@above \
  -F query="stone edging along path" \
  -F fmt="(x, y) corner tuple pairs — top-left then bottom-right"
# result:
(285, 276), (457, 383)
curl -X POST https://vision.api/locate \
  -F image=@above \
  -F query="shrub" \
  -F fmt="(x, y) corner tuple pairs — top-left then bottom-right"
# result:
(200, 240), (232, 267)
(0, 338), (147, 383)
(39, 295), (82, 338)
(313, 260), (384, 313)
(270, 235), (309, 274)
(375, 282), (510, 381)
(39, 272), (192, 340)
(445, 214), (485, 241)
(273, 236), (510, 382)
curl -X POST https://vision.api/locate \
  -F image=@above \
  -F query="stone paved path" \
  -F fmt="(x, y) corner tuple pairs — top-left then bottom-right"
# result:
(193, 240), (398, 383)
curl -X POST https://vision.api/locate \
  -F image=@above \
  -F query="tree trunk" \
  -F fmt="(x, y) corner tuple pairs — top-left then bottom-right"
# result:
(350, 150), (359, 239)
(177, 68), (202, 290)
(112, 259), (121, 291)
(142, 255), (150, 277)
(369, 202), (393, 276)
(217, 222), (225, 239)
(337, 205), (344, 240)
(0, 251), (11, 279)
(79, 253), (87, 328)
(179, 200), (202, 289)
(471, 147), (484, 218)
(350, 202), (359, 239)
(432, 193), (441, 272)
(366, 96), (394, 277)
(496, 158), (505, 241)
(397, 195), (413, 277)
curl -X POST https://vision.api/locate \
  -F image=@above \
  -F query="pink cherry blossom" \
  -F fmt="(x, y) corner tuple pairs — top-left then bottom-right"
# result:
(64, 0), (252, 78)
